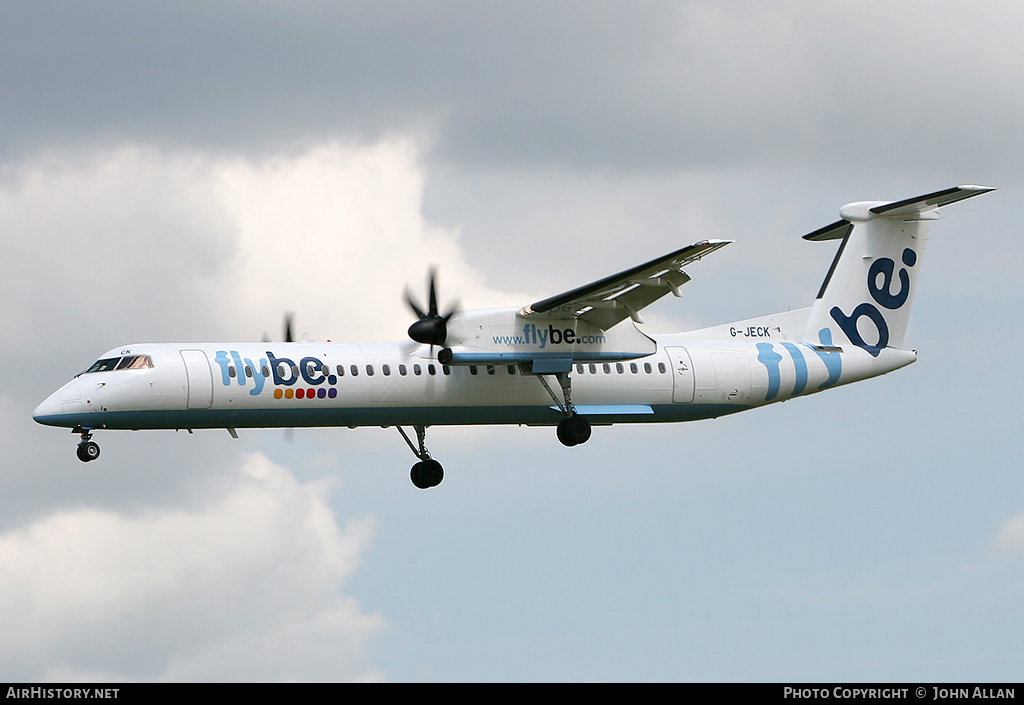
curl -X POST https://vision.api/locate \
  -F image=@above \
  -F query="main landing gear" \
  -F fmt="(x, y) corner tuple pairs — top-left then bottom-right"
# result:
(397, 425), (444, 489)
(74, 426), (100, 462)
(537, 371), (592, 448)
(394, 369), (591, 489)
(556, 414), (592, 447)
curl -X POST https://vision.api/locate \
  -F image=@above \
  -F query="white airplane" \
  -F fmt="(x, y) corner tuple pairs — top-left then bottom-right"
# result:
(34, 185), (993, 488)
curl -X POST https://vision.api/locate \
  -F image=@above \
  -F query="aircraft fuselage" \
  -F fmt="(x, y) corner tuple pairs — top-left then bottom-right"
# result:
(33, 335), (915, 433)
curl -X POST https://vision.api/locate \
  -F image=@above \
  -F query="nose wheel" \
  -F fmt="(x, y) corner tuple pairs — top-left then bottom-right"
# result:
(73, 427), (100, 462)
(77, 441), (100, 462)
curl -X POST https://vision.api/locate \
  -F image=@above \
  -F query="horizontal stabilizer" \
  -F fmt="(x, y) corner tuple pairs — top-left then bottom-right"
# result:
(804, 185), (994, 240)
(803, 220), (852, 242)
(869, 184), (995, 217)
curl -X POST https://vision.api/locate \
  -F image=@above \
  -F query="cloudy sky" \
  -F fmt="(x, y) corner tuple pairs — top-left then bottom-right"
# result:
(2, 1), (1022, 682)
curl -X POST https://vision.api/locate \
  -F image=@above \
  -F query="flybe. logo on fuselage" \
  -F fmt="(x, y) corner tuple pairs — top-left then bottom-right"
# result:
(213, 351), (337, 397)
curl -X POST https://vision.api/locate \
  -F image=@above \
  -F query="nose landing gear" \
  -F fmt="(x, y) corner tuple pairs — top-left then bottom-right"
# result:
(73, 427), (100, 462)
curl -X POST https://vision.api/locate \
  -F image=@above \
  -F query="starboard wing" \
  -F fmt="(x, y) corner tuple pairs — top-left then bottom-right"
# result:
(520, 240), (731, 330)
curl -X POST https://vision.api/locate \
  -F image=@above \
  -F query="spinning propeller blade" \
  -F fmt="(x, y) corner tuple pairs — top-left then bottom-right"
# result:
(405, 268), (458, 348)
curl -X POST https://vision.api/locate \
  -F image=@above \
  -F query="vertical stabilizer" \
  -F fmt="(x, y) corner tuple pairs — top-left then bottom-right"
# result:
(802, 186), (994, 355)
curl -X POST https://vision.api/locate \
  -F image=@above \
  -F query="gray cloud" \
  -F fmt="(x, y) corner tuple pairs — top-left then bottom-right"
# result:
(3, 2), (1021, 179)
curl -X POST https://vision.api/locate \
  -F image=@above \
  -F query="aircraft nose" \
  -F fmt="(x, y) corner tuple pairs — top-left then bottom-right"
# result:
(33, 380), (82, 427)
(33, 392), (64, 425)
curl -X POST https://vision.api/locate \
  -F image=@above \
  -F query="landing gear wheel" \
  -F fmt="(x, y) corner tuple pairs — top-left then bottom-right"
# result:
(557, 415), (591, 447)
(556, 418), (578, 447)
(411, 459), (444, 489)
(76, 440), (100, 462)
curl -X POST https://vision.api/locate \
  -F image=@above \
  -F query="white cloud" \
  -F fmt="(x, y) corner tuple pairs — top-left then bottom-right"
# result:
(992, 511), (1024, 557)
(0, 140), (522, 359)
(0, 452), (385, 682)
(208, 139), (521, 342)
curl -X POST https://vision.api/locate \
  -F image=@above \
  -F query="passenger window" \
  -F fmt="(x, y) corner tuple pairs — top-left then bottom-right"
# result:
(350, 365), (359, 377)
(245, 366), (253, 378)
(336, 365), (345, 377)
(382, 364), (391, 376)
(658, 363), (667, 374)
(615, 363), (624, 374)
(443, 365), (451, 375)
(428, 364), (436, 375)
(630, 363), (638, 374)
(644, 363), (652, 374)
(486, 365), (495, 375)
(366, 365), (374, 376)
(399, 364), (407, 376)
(413, 364), (422, 376)
(589, 364), (596, 374)
(576, 364), (584, 374)
(470, 366), (478, 375)
(507, 365), (516, 375)
(603, 364), (611, 374)
(262, 366), (270, 378)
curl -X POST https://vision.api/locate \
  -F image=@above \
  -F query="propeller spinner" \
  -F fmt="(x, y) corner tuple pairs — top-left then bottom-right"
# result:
(405, 269), (457, 347)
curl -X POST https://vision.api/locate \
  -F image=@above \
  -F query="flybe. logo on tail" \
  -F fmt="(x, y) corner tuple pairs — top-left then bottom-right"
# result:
(829, 248), (916, 357)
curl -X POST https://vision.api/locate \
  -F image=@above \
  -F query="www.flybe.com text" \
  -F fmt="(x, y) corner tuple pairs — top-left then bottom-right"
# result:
(493, 324), (606, 349)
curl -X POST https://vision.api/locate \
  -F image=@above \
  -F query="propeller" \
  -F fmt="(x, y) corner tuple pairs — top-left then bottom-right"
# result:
(405, 268), (457, 348)
(263, 312), (296, 343)
(261, 312), (297, 443)
(283, 313), (294, 343)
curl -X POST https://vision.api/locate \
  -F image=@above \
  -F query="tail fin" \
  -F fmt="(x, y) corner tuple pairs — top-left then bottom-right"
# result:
(802, 185), (994, 355)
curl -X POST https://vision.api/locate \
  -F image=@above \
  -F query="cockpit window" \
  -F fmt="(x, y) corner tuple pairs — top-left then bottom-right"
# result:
(117, 355), (154, 370)
(82, 355), (154, 374)
(85, 358), (120, 373)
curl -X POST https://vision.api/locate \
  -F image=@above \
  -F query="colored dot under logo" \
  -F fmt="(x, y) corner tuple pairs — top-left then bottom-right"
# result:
(273, 387), (337, 400)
